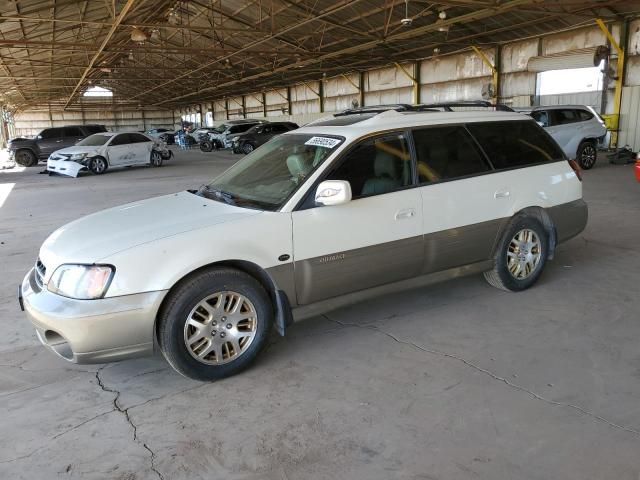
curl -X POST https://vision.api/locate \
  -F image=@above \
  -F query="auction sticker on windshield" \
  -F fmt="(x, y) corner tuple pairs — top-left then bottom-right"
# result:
(304, 137), (341, 148)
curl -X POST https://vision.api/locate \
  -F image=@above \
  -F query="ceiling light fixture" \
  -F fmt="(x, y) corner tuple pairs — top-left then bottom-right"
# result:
(436, 11), (449, 32)
(401, 0), (412, 27)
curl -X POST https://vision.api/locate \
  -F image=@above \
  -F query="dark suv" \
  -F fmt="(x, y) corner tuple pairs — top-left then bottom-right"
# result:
(231, 122), (299, 154)
(9, 124), (107, 167)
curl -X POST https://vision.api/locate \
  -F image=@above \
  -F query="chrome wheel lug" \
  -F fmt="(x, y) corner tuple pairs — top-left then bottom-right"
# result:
(220, 332), (226, 338)
(226, 323), (232, 329)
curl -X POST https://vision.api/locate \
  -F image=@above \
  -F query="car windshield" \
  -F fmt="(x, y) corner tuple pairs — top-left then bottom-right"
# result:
(212, 124), (227, 133)
(202, 133), (344, 211)
(76, 134), (111, 146)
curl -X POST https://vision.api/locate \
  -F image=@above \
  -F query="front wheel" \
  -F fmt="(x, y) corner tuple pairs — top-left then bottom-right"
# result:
(15, 149), (38, 167)
(158, 268), (273, 381)
(484, 216), (549, 292)
(150, 150), (163, 167)
(88, 156), (108, 174)
(577, 141), (597, 170)
(242, 143), (254, 155)
(200, 141), (213, 152)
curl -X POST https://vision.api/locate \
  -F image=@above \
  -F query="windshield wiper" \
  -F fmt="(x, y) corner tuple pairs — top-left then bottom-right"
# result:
(198, 185), (237, 205)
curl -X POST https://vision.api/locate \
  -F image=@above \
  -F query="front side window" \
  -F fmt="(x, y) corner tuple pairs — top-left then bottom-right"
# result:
(40, 128), (62, 140)
(326, 133), (411, 198)
(205, 134), (343, 210)
(531, 110), (550, 127)
(467, 121), (565, 169)
(77, 134), (110, 146)
(413, 126), (490, 184)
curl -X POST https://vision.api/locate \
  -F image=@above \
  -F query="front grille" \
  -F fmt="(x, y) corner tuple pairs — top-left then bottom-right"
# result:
(34, 259), (46, 290)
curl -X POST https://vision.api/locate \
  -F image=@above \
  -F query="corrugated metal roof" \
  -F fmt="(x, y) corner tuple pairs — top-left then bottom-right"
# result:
(0, 0), (636, 109)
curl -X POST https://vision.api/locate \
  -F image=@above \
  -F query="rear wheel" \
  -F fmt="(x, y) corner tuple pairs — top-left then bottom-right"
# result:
(577, 141), (597, 170)
(150, 150), (163, 167)
(158, 268), (273, 381)
(242, 143), (254, 154)
(200, 141), (213, 152)
(88, 156), (108, 174)
(15, 149), (38, 167)
(484, 215), (549, 292)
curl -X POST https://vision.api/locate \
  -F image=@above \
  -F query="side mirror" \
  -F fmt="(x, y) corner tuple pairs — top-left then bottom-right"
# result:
(315, 180), (352, 206)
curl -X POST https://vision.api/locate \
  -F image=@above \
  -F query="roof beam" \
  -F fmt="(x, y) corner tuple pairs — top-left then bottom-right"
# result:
(63, 0), (136, 109)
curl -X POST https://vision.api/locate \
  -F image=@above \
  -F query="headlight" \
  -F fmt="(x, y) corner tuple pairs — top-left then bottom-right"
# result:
(69, 153), (87, 161)
(47, 264), (115, 299)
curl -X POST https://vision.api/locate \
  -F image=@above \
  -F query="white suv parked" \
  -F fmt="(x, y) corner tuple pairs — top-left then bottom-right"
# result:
(19, 108), (587, 381)
(529, 105), (607, 169)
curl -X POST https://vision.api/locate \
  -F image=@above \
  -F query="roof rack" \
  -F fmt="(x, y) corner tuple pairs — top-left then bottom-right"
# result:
(417, 101), (515, 112)
(334, 101), (514, 117)
(334, 104), (415, 116)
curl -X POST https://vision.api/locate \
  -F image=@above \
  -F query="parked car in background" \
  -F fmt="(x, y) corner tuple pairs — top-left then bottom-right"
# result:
(191, 127), (219, 144)
(529, 105), (606, 169)
(146, 127), (172, 138)
(20, 107), (587, 380)
(9, 125), (107, 167)
(46, 132), (170, 177)
(200, 119), (265, 152)
(231, 122), (299, 154)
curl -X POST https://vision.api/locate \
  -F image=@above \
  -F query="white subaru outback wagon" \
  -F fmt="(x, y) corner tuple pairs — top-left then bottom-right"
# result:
(19, 108), (588, 381)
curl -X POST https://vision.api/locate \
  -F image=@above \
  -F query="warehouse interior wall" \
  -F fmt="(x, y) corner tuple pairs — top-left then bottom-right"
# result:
(10, 18), (640, 149)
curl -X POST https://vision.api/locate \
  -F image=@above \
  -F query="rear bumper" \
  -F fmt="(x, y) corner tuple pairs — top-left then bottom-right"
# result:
(548, 199), (588, 244)
(20, 269), (167, 364)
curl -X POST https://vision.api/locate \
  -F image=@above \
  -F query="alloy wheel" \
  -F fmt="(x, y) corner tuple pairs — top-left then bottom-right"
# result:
(183, 291), (258, 365)
(506, 229), (542, 280)
(580, 144), (597, 169)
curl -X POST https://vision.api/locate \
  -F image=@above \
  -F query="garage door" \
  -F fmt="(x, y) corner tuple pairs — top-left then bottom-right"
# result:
(527, 47), (599, 72)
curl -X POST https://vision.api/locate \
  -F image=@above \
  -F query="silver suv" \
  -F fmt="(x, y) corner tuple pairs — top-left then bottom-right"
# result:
(529, 105), (606, 170)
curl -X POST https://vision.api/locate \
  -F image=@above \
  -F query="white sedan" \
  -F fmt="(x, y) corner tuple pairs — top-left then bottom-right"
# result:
(47, 131), (171, 177)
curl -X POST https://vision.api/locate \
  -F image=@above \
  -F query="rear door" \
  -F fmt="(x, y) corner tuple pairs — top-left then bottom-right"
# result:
(291, 132), (423, 304)
(38, 128), (65, 156)
(412, 125), (503, 273)
(128, 133), (154, 164)
(61, 126), (85, 149)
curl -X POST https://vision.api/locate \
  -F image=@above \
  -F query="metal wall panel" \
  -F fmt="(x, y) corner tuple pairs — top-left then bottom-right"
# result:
(421, 50), (495, 83)
(501, 71), (536, 98)
(537, 91), (602, 108)
(619, 85), (640, 150)
(626, 55), (640, 86)
(420, 77), (490, 103)
(501, 39), (539, 73)
(542, 26), (610, 55)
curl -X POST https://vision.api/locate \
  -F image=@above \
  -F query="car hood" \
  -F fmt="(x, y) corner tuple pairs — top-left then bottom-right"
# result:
(51, 145), (100, 156)
(39, 191), (262, 267)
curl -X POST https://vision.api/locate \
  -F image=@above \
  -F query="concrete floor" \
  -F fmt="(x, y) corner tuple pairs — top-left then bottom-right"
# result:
(1, 149), (639, 480)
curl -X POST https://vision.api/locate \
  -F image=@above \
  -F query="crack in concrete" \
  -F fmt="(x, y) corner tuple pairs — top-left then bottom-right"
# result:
(95, 367), (165, 480)
(52, 409), (116, 440)
(322, 315), (640, 439)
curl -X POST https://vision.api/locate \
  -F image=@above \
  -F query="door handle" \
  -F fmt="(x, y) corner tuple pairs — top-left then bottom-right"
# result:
(55, 140), (63, 143)
(494, 190), (510, 199)
(395, 208), (416, 220)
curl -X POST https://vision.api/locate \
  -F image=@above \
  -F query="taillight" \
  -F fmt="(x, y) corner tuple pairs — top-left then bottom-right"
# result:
(568, 159), (583, 181)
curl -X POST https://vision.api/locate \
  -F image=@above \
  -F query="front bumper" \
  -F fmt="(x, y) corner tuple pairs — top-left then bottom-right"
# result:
(47, 158), (86, 177)
(20, 268), (167, 364)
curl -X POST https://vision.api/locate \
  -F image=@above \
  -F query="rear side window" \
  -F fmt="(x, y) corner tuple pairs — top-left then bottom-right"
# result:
(85, 125), (107, 134)
(129, 133), (151, 143)
(412, 126), (490, 183)
(271, 124), (289, 133)
(551, 109), (580, 125)
(467, 121), (565, 169)
(63, 127), (83, 137)
(40, 128), (62, 139)
(232, 124), (257, 134)
(577, 109), (594, 121)
(531, 110), (550, 127)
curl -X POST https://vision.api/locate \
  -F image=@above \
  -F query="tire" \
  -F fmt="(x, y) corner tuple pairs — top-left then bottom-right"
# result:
(150, 150), (163, 167)
(242, 143), (255, 155)
(484, 215), (549, 292)
(158, 268), (274, 381)
(88, 156), (108, 175)
(577, 141), (597, 170)
(200, 141), (213, 152)
(15, 149), (38, 167)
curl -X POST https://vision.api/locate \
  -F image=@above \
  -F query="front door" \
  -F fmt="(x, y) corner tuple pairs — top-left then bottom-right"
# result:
(292, 132), (423, 305)
(38, 127), (64, 156)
